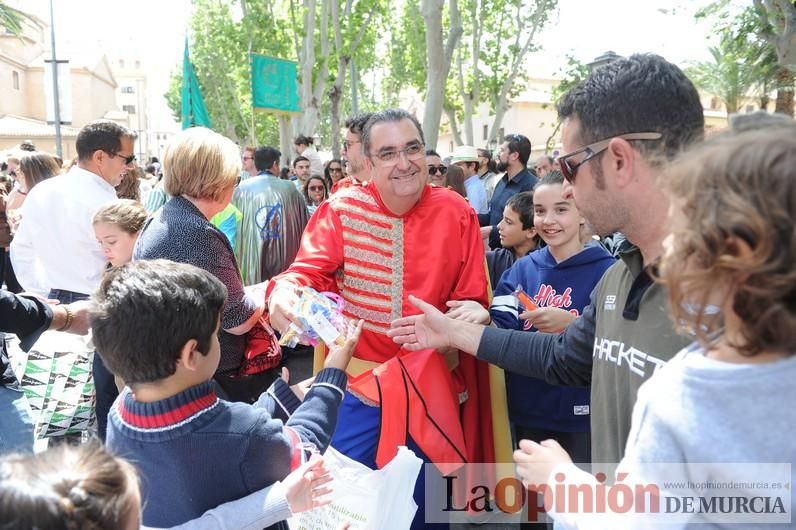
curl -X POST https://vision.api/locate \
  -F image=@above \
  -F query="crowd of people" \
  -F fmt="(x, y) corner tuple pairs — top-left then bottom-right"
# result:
(0, 52), (795, 530)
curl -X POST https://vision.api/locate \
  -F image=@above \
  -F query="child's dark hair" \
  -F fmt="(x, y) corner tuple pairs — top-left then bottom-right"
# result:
(0, 442), (140, 530)
(505, 190), (535, 230)
(660, 130), (796, 356)
(535, 169), (564, 188)
(90, 260), (227, 384)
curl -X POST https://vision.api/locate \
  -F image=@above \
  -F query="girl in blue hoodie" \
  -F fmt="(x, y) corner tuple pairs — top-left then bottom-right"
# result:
(490, 171), (615, 467)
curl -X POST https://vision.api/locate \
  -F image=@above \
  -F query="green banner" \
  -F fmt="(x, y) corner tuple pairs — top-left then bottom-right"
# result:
(181, 40), (212, 129)
(250, 54), (301, 113)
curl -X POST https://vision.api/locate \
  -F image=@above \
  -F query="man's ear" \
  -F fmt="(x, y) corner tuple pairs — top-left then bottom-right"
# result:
(606, 138), (636, 188)
(177, 339), (201, 372)
(91, 149), (105, 167)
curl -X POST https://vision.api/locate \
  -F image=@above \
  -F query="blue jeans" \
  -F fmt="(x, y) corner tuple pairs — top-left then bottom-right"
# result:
(0, 385), (34, 454)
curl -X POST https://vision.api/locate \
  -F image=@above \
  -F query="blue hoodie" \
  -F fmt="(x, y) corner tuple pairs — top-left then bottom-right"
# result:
(490, 243), (615, 432)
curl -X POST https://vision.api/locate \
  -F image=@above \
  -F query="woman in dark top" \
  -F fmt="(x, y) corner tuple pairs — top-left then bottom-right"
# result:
(134, 127), (266, 402)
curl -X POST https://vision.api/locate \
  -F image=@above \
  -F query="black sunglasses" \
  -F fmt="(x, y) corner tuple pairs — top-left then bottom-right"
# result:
(558, 132), (662, 184)
(428, 165), (447, 176)
(108, 151), (136, 165)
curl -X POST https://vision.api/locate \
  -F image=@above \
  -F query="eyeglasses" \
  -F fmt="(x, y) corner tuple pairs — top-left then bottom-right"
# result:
(428, 165), (447, 176)
(308, 186), (325, 192)
(242, 156), (254, 161)
(371, 142), (425, 165)
(342, 139), (360, 152)
(107, 151), (136, 165)
(558, 132), (663, 184)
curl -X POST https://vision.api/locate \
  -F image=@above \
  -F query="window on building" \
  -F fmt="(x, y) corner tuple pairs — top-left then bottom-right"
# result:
(710, 97), (721, 111)
(121, 86), (135, 94)
(483, 125), (488, 141)
(12, 71), (19, 90)
(498, 128), (505, 140)
(119, 59), (125, 68)
(122, 104), (136, 114)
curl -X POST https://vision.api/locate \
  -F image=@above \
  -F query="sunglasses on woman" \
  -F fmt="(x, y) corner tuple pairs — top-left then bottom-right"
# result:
(428, 165), (447, 176)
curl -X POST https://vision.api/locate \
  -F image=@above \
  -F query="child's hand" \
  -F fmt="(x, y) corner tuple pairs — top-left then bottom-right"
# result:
(513, 438), (572, 490)
(445, 300), (491, 324)
(323, 319), (364, 371)
(520, 307), (576, 333)
(283, 456), (334, 514)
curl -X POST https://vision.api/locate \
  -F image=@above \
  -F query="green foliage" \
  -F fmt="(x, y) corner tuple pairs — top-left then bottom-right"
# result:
(690, 2), (780, 113)
(166, 0), (386, 148)
(0, 2), (32, 37)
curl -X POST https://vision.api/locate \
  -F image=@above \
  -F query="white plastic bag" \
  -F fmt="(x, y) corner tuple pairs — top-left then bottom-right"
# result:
(289, 446), (423, 530)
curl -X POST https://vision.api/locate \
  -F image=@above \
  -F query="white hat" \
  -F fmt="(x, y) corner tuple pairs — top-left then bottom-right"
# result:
(450, 145), (479, 164)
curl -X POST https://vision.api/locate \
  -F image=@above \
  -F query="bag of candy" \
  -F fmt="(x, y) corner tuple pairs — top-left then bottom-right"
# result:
(278, 287), (353, 349)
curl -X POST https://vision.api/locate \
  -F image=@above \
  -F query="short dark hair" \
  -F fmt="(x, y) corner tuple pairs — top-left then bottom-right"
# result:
(76, 120), (137, 162)
(293, 155), (310, 168)
(425, 149), (441, 158)
(505, 190), (535, 230)
(502, 134), (532, 166)
(345, 113), (375, 135)
(90, 260), (227, 384)
(294, 134), (313, 146)
(362, 109), (424, 157)
(557, 54), (704, 163)
(535, 169), (565, 188)
(255, 146), (281, 172)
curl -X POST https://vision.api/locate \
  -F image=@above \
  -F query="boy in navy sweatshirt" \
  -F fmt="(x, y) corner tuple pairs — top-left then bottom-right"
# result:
(92, 260), (360, 528)
(490, 171), (614, 467)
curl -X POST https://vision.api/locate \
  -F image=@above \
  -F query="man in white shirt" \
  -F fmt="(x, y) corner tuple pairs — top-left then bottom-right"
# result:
(11, 119), (136, 441)
(12, 120), (136, 301)
(451, 145), (489, 215)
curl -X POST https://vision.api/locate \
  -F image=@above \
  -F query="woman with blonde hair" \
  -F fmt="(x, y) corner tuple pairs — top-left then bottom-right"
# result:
(133, 127), (267, 402)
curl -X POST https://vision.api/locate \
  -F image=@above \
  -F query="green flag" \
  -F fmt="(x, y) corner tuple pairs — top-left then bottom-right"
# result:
(181, 40), (212, 129)
(250, 54), (301, 113)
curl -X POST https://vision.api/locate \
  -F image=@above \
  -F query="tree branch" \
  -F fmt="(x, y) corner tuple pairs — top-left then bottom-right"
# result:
(444, 0), (463, 65)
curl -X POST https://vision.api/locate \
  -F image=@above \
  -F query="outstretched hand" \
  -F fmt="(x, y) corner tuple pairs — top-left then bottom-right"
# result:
(513, 438), (572, 490)
(267, 285), (301, 336)
(445, 299), (491, 324)
(388, 295), (455, 351)
(283, 456), (334, 514)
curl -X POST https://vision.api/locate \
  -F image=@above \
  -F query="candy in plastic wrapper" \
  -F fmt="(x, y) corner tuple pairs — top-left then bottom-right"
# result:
(277, 287), (352, 349)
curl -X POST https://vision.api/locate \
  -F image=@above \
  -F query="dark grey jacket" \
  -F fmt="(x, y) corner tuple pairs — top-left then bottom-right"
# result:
(477, 243), (690, 463)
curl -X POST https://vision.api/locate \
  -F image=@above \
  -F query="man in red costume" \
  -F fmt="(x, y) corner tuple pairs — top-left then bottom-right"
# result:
(267, 109), (498, 528)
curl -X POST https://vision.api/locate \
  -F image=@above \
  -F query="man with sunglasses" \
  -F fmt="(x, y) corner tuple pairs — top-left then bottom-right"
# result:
(389, 54), (706, 480)
(479, 133), (537, 250)
(11, 119), (137, 440)
(425, 148), (447, 186)
(268, 108), (501, 529)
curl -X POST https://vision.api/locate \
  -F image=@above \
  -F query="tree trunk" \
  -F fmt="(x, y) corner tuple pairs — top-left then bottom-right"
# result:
(774, 66), (795, 116)
(297, 0), (316, 138)
(278, 115), (293, 167)
(487, 0), (553, 146)
(443, 105), (464, 147)
(421, 0), (462, 149)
